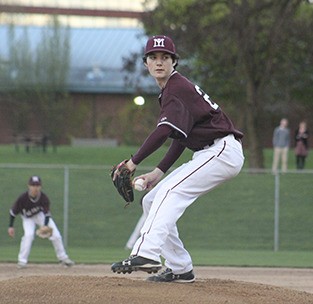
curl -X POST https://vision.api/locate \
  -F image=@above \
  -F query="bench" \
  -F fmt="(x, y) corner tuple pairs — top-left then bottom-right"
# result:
(14, 134), (50, 153)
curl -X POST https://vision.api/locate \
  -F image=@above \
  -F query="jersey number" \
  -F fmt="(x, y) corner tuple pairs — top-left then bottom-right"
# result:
(195, 85), (219, 110)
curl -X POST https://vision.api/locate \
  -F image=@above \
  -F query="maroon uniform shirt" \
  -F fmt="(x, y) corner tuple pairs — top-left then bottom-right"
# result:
(132, 71), (243, 172)
(10, 191), (51, 218)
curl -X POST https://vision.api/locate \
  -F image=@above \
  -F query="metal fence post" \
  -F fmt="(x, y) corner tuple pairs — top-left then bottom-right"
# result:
(274, 172), (280, 252)
(63, 166), (69, 249)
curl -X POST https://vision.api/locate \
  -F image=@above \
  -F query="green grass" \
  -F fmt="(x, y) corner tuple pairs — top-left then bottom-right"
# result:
(1, 247), (313, 268)
(0, 144), (313, 267)
(0, 144), (192, 166)
(2, 144), (312, 169)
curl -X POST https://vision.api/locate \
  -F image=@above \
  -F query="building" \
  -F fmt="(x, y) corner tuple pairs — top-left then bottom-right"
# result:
(0, 1), (158, 145)
(0, 0), (152, 28)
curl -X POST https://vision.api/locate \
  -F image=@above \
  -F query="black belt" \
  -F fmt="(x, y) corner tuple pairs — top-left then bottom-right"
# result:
(193, 141), (214, 152)
(193, 135), (241, 152)
(236, 137), (242, 144)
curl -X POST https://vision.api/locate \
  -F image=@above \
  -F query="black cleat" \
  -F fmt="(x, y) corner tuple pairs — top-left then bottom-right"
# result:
(147, 268), (195, 283)
(111, 255), (162, 274)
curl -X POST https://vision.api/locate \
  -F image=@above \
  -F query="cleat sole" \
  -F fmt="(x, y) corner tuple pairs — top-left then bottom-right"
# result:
(112, 265), (161, 274)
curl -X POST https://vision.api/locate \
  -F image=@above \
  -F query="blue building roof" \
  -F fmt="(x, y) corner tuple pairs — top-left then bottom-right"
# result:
(0, 25), (157, 93)
(69, 27), (146, 69)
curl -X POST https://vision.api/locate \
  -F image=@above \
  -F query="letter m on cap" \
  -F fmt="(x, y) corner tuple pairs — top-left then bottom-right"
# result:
(153, 38), (165, 48)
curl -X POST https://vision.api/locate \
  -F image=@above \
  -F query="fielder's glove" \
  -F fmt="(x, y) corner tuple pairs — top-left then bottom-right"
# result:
(36, 226), (53, 239)
(111, 160), (135, 206)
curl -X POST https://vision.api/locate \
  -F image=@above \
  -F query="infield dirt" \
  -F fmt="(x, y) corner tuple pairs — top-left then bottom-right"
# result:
(1, 263), (313, 304)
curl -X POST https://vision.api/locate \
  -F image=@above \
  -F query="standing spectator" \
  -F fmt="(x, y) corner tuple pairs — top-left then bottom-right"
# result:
(41, 134), (49, 153)
(8, 176), (74, 268)
(272, 118), (290, 173)
(295, 121), (309, 170)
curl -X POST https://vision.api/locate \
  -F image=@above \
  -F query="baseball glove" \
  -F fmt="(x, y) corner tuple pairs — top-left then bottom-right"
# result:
(111, 160), (135, 205)
(36, 226), (53, 239)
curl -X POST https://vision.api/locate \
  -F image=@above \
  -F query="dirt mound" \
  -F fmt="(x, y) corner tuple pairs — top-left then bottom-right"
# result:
(1, 263), (313, 303)
(1, 275), (313, 304)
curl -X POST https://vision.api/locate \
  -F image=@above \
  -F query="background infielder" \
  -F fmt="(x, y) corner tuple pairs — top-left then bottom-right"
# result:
(125, 195), (147, 250)
(111, 35), (244, 283)
(8, 176), (74, 268)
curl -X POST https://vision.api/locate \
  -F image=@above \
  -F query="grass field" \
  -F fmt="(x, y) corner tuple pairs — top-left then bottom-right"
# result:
(0, 144), (312, 267)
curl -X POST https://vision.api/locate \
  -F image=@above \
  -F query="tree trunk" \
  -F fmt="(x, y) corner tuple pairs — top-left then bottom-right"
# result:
(245, 80), (264, 169)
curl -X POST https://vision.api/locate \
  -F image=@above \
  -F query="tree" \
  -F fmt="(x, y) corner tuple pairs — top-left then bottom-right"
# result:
(4, 25), (34, 138)
(142, 0), (313, 168)
(33, 16), (71, 150)
(1, 17), (71, 150)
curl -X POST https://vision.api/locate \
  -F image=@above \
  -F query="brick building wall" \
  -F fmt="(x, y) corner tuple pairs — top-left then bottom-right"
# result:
(0, 92), (149, 145)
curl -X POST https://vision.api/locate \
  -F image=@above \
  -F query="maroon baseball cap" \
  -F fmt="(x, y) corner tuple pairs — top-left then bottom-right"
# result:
(28, 175), (42, 186)
(144, 35), (177, 56)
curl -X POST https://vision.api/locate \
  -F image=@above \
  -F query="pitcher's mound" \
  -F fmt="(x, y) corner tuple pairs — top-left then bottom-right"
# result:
(1, 275), (313, 304)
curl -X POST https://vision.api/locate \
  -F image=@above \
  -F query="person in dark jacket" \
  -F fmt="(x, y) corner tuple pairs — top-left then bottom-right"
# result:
(295, 121), (309, 170)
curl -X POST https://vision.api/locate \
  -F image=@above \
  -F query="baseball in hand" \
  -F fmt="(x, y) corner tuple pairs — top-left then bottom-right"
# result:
(134, 178), (146, 191)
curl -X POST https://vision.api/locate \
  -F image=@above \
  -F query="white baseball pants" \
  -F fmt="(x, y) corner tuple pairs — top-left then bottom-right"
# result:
(18, 212), (69, 264)
(131, 134), (244, 274)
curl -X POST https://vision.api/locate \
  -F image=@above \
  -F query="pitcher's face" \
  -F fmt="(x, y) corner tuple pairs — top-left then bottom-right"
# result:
(145, 52), (176, 85)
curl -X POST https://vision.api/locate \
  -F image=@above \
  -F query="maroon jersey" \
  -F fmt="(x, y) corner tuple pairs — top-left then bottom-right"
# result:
(158, 71), (243, 151)
(10, 191), (51, 218)
(132, 71), (243, 173)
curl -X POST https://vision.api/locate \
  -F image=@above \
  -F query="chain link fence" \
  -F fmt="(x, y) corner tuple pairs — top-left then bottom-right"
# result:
(1, 164), (313, 252)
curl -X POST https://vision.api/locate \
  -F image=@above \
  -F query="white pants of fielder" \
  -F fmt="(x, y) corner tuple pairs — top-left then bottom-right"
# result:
(18, 212), (69, 264)
(131, 134), (244, 274)
(125, 213), (146, 250)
